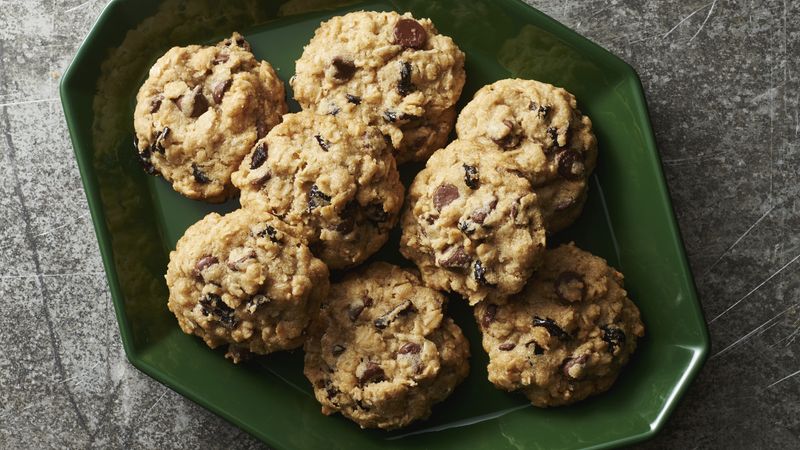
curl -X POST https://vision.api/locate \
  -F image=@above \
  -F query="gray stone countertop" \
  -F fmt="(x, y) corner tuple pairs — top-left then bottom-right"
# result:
(1, 0), (798, 448)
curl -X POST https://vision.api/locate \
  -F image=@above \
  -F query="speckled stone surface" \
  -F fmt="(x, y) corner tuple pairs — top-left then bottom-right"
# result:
(1, 0), (798, 448)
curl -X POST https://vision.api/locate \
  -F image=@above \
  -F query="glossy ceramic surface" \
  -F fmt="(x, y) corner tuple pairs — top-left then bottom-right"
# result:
(60, 0), (709, 448)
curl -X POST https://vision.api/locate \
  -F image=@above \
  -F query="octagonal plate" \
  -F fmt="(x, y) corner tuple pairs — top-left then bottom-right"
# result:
(60, 0), (709, 448)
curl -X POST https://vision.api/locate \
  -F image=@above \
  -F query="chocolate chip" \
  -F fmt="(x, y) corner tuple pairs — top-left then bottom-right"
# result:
(192, 163), (210, 183)
(213, 52), (229, 65)
(562, 354), (589, 379)
(332, 345), (346, 357)
(481, 304), (497, 328)
(365, 202), (388, 223)
(324, 380), (339, 400)
(529, 101), (550, 117)
(331, 57), (356, 81)
(199, 294), (238, 329)
(374, 300), (414, 329)
(470, 199), (497, 225)
(249, 142), (268, 170)
(398, 342), (421, 355)
(473, 260), (492, 286)
(137, 147), (158, 175)
(432, 183), (459, 211)
(383, 110), (398, 122)
(438, 245), (471, 269)
(397, 61), (415, 96)
(193, 255), (218, 278)
(526, 340), (545, 355)
(314, 134), (330, 151)
(348, 302), (366, 322)
(150, 95), (163, 113)
(153, 127), (170, 153)
(355, 399), (370, 410)
(212, 79), (232, 104)
(185, 85), (209, 118)
(556, 149), (585, 181)
(492, 120), (522, 149)
(346, 94), (361, 104)
(601, 325), (626, 352)
(250, 172), (271, 187)
(256, 118), (268, 139)
(547, 127), (559, 147)
(461, 164), (480, 189)
(498, 343), (516, 351)
(393, 18), (427, 49)
(457, 219), (475, 236)
(533, 316), (570, 340)
(335, 201), (357, 234)
(257, 224), (279, 242)
(307, 184), (331, 210)
(359, 362), (385, 385)
(554, 271), (586, 302)
(329, 105), (341, 116)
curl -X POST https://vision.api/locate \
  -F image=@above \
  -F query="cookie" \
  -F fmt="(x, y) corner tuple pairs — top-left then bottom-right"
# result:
(291, 11), (465, 163)
(166, 208), (329, 362)
(400, 139), (547, 305)
(134, 33), (287, 202)
(474, 243), (644, 407)
(456, 79), (598, 232)
(231, 111), (404, 269)
(304, 262), (469, 429)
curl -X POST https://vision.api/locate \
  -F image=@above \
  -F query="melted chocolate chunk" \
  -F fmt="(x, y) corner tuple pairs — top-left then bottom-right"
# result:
(473, 260), (492, 286)
(374, 300), (415, 329)
(398, 342), (421, 355)
(498, 343), (516, 351)
(601, 325), (626, 352)
(556, 149), (585, 181)
(526, 340), (545, 355)
(199, 294), (238, 329)
(150, 95), (163, 113)
(533, 316), (570, 340)
(438, 245), (471, 269)
(257, 224), (279, 242)
(250, 143), (267, 169)
(457, 219), (475, 236)
(331, 57), (356, 81)
(393, 18), (427, 49)
(481, 304), (497, 328)
(307, 184), (331, 210)
(153, 127), (170, 153)
(492, 120), (522, 149)
(348, 298), (372, 322)
(193, 255), (218, 278)
(547, 127), (559, 147)
(383, 110), (398, 122)
(314, 134), (331, 151)
(138, 147), (158, 175)
(554, 271), (586, 302)
(186, 85), (209, 118)
(335, 201), (357, 234)
(332, 345), (346, 357)
(529, 100), (550, 117)
(192, 163), (210, 184)
(463, 164), (479, 189)
(212, 52), (229, 65)
(212, 79), (232, 104)
(358, 362), (385, 385)
(432, 183), (459, 211)
(397, 61), (415, 96)
(345, 93), (361, 105)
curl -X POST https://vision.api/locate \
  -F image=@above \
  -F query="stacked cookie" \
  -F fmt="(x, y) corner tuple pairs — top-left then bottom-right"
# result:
(136, 11), (645, 432)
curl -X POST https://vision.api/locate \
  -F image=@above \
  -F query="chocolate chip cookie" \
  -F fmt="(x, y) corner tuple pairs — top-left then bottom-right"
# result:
(400, 139), (547, 305)
(134, 33), (286, 202)
(231, 111), (404, 269)
(474, 243), (644, 407)
(304, 262), (469, 429)
(166, 208), (329, 363)
(291, 11), (465, 163)
(456, 79), (598, 232)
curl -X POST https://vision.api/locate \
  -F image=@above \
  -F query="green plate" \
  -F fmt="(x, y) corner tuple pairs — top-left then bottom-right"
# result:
(60, 0), (709, 448)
